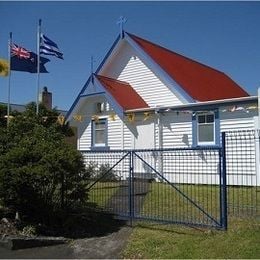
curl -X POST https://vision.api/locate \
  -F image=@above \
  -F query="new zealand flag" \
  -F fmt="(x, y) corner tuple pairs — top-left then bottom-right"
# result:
(11, 43), (50, 73)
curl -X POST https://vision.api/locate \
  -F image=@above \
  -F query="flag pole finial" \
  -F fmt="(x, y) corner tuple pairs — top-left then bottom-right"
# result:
(117, 16), (127, 39)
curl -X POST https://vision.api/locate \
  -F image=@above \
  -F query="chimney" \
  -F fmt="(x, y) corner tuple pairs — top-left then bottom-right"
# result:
(39, 87), (52, 110)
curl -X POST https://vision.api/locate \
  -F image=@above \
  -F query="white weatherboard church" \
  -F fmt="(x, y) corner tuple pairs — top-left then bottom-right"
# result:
(66, 30), (259, 186)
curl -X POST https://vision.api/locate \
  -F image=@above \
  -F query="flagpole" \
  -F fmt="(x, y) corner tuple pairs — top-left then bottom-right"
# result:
(36, 19), (41, 115)
(257, 87), (260, 130)
(7, 32), (12, 127)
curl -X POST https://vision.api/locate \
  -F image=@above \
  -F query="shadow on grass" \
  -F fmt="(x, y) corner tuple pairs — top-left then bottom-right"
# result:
(133, 221), (211, 236)
(37, 204), (127, 239)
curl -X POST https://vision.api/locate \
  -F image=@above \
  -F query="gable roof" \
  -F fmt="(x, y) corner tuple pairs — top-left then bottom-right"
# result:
(96, 74), (149, 110)
(127, 32), (249, 102)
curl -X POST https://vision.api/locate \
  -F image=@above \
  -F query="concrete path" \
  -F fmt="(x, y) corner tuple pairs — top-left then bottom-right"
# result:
(105, 179), (151, 216)
(0, 179), (151, 259)
(0, 226), (132, 259)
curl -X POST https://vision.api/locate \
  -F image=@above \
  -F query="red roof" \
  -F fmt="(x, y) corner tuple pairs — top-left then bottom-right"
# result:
(128, 33), (249, 102)
(96, 75), (149, 110)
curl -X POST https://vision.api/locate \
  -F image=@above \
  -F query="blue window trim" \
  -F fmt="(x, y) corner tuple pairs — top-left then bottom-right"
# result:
(91, 118), (110, 150)
(192, 110), (220, 147)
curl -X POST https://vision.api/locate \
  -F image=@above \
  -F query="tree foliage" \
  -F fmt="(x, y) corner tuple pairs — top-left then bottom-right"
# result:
(0, 103), (89, 224)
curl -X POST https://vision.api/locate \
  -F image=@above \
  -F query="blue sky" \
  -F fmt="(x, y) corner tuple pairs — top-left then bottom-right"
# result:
(0, 1), (260, 111)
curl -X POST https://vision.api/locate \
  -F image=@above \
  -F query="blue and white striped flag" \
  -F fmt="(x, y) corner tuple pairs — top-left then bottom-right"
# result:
(40, 34), (63, 59)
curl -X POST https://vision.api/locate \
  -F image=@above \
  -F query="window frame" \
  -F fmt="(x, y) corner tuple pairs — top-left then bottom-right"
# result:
(197, 112), (215, 145)
(192, 110), (220, 147)
(91, 118), (108, 148)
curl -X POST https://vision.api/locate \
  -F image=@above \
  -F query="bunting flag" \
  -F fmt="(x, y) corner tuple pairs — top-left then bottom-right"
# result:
(109, 113), (116, 121)
(57, 114), (65, 125)
(0, 58), (9, 76)
(73, 115), (83, 122)
(40, 34), (64, 59)
(143, 112), (151, 121)
(127, 113), (135, 123)
(92, 115), (99, 122)
(11, 43), (49, 73)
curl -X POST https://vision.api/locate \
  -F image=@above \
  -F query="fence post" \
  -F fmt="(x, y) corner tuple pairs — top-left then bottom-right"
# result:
(129, 151), (134, 226)
(221, 132), (228, 230)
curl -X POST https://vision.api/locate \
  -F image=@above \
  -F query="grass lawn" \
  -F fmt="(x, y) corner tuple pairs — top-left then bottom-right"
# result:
(122, 182), (259, 258)
(88, 181), (120, 207)
(139, 182), (259, 226)
(87, 180), (259, 258)
(122, 217), (260, 259)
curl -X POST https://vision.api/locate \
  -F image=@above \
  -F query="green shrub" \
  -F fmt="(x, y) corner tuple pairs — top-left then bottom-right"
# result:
(0, 103), (90, 224)
(96, 163), (119, 182)
(86, 162), (119, 182)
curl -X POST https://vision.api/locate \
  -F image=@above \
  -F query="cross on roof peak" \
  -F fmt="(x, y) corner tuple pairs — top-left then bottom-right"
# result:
(117, 16), (127, 38)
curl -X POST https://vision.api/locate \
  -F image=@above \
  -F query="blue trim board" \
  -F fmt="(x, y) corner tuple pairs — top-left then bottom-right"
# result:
(66, 33), (121, 121)
(192, 113), (197, 147)
(65, 76), (91, 121)
(80, 92), (105, 98)
(95, 34), (121, 74)
(91, 118), (109, 149)
(215, 110), (220, 146)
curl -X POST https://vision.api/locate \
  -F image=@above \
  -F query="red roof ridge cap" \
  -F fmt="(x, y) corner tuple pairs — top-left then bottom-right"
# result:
(96, 74), (131, 87)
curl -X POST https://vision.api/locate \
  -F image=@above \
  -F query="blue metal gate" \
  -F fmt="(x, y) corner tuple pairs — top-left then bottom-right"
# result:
(83, 146), (227, 229)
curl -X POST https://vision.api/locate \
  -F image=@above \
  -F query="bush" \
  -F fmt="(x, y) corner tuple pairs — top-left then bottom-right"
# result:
(86, 162), (119, 182)
(0, 103), (90, 225)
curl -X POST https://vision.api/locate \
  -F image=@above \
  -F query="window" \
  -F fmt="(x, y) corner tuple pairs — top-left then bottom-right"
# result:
(92, 119), (107, 147)
(197, 113), (215, 144)
(192, 111), (219, 146)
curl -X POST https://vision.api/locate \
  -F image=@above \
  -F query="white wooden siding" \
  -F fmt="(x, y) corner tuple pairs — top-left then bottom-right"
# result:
(107, 118), (122, 149)
(102, 42), (183, 108)
(78, 119), (91, 150)
(77, 96), (258, 186)
(161, 112), (192, 148)
(123, 123), (133, 149)
(220, 109), (257, 186)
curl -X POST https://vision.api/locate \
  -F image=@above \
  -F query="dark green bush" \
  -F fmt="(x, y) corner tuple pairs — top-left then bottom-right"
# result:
(85, 162), (119, 182)
(0, 103), (90, 224)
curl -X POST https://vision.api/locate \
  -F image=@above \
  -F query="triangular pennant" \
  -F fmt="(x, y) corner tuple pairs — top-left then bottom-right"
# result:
(143, 112), (151, 121)
(109, 113), (116, 121)
(57, 114), (65, 125)
(92, 115), (99, 122)
(127, 113), (135, 123)
(73, 114), (83, 122)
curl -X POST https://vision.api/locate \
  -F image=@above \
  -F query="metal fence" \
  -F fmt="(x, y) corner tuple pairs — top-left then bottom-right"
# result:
(83, 147), (227, 229)
(82, 130), (259, 230)
(225, 130), (260, 217)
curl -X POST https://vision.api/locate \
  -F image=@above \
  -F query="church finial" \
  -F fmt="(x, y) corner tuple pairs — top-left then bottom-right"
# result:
(90, 55), (96, 83)
(117, 16), (127, 38)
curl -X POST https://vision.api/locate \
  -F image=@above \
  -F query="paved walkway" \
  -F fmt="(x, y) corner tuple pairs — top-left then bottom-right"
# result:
(0, 179), (150, 259)
(0, 226), (132, 259)
(105, 179), (151, 216)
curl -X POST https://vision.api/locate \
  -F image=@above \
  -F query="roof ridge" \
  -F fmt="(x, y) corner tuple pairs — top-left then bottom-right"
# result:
(126, 32), (227, 76)
(95, 74), (131, 87)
